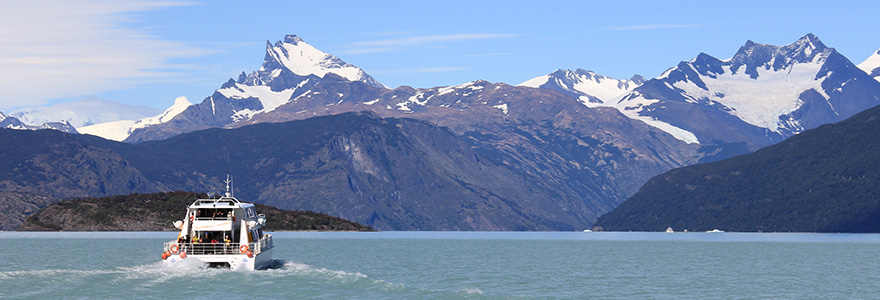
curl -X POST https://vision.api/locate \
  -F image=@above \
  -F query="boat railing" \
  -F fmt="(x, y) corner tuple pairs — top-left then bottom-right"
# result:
(254, 235), (273, 253)
(164, 235), (272, 255)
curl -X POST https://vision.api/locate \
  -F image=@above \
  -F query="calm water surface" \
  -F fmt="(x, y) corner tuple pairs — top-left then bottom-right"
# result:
(1, 231), (879, 299)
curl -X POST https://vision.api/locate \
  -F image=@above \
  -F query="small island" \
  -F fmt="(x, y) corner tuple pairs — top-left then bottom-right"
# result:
(18, 191), (374, 232)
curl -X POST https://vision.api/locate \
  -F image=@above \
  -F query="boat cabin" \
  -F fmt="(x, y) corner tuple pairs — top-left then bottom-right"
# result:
(173, 196), (268, 256)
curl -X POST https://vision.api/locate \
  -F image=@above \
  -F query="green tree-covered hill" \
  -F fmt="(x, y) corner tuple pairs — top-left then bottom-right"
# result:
(18, 191), (373, 231)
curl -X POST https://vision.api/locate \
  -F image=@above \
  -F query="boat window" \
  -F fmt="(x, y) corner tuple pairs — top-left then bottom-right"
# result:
(246, 207), (256, 219)
(195, 208), (234, 220)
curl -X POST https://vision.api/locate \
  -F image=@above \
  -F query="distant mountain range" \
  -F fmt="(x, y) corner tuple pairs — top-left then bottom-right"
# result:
(9, 99), (161, 128)
(1, 112), (683, 230)
(0, 111), (78, 134)
(593, 102), (880, 233)
(521, 34), (880, 151)
(3, 33), (880, 231)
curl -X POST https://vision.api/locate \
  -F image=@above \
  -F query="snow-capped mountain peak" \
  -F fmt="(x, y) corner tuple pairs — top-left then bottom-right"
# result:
(78, 97), (192, 141)
(612, 33), (880, 149)
(726, 33), (831, 79)
(0, 110), (78, 133)
(858, 48), (880, 82)
(257, 34), (384, 88)
(519, 69), (643, 105)
(0, 110), (27, 130)
(134, 96), (192, 126)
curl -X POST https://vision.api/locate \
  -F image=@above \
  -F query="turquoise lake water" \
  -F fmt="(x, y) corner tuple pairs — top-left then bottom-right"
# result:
(1, 231), (879, 299)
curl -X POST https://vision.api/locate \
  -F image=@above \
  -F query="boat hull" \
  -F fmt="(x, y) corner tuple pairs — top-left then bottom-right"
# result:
(163, 247), (274, 271)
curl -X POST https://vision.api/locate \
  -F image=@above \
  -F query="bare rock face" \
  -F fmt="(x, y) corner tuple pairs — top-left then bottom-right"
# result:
(0, 192), (57, 231)
(0, 128), (160, 199)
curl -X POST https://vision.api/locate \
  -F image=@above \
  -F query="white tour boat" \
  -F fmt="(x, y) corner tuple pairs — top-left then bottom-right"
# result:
(161, 176), (274, 270)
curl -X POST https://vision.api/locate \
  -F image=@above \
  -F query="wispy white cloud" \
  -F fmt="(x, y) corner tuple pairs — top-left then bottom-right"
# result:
(605, 24), (703, 31)
(0, 0), (206, 110)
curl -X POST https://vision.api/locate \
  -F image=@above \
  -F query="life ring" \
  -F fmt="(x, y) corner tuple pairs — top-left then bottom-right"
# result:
(240, 245), (249, 253)
(170, 244), (179, 253)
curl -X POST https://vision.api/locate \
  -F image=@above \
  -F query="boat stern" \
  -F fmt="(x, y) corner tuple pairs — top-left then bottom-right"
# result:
(161, 242), (274, 270)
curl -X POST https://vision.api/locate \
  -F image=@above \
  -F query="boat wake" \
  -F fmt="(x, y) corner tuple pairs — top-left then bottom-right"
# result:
(2, 259), (491, 299)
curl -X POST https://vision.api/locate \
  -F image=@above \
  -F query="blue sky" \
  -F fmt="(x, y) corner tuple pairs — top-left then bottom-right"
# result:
(3, 0), (880, 111)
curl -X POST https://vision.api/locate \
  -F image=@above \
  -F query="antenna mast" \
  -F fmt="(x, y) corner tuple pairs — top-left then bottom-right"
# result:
(224, 173), (233, 197)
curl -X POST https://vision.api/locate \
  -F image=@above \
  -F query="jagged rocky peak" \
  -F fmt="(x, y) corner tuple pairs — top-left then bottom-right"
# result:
(247, 34), (384, 88)
(629, 74), (646, 85)
(547, 69), (632, 84)
(283, 34), (305, 45)
(729, 33), (833, 76)
(519, 69), (644, 104)
(615, 32), (880, 150)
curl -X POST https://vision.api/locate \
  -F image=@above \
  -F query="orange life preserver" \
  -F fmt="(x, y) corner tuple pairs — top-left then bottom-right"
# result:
(170, 244), (179, 253)
(240, 245), (249, 253)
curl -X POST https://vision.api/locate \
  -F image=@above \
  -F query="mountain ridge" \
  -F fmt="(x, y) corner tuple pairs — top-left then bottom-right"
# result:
(593, 102), (880, 233)
(4, 112), (672, 230)
(607, 34), (880, 150)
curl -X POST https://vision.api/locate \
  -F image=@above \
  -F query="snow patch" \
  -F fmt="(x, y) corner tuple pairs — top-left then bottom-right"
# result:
(395, 102), (412, 111)
(231, 108), (258, 122)
(519, 75), (550, 88)
(77, 120), (137, 141)
(437, 81), (483, 96)
(406, 92), (429, 106)
(493, 103), (509, 115)
(617, 95), (700, 144)
(858, 48), (880, 82)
